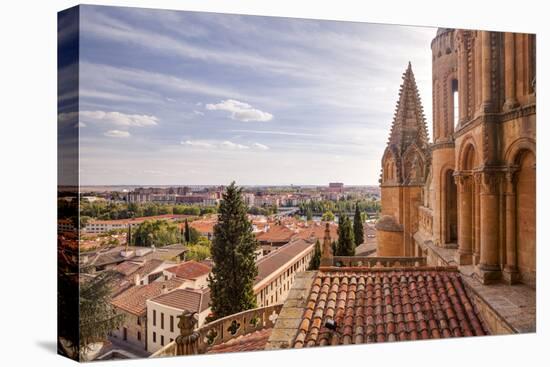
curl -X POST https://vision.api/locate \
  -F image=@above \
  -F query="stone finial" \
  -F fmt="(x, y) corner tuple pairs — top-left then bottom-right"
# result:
(176, 311), (200, 355)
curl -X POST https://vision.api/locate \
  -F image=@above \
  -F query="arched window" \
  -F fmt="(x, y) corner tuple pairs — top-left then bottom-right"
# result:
(452, 79), (459, 127)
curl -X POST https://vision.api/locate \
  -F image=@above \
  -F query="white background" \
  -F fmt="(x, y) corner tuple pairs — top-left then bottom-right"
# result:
(0, 0), (547, 366)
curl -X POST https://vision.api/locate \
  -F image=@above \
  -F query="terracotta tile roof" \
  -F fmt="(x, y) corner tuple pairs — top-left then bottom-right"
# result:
(295, 222), (339, 243)
(206, 328), (272, 354)
(256, 225), (297, 244)
(134, 259), (165, 279)
(132, 246), (187, 262)
(111, 279), (182, 316)
(187, 220), (216, 234)
(149, 288), (211, 313)
(113, 261), (141, 276)
(292, 267), (488, 348)
(255, 239), (314, 286)
(165, 260), (211, 280)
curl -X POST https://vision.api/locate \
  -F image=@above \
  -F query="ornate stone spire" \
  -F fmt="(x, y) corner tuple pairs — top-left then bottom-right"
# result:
(382, 62), (430, 186)
(387, 62), (430, 155)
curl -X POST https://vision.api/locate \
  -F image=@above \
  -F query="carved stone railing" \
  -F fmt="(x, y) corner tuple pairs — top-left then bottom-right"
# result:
(330, 256), (427, 268)
(418, 206), (433, 235)
(150, 303), (283, 357)
(151, 340), (177, 358)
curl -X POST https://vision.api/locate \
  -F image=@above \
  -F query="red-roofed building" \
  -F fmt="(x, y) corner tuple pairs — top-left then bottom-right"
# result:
(146, 288), (211, 353)
(111, 279), (182, 352)
(162, 260), (211, 289)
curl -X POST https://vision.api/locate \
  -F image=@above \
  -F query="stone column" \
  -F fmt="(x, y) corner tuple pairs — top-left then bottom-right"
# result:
(503, 169), (519, 284)
(503, 32), (519, 111)
(480, 31), (493, 113)
(473, 173), (481, 264)
(455, 174), (473, 265)
(457, 30), (468, 124)
(477, 171), (501, 283)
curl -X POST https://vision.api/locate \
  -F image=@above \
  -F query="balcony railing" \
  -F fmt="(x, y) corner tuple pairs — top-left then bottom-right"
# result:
(329, 256), (427, 268)
(418, 206), (433, 235)
(151, 303), (284, 357)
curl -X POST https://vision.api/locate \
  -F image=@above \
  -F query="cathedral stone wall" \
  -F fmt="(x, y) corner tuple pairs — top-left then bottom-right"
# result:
(377, 29), (536, 287)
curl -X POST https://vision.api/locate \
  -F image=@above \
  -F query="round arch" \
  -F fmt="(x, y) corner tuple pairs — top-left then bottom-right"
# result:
(457, 136), (479, 171)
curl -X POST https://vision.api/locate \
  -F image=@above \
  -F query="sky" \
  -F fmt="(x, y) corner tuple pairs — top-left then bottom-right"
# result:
(68, 5), (436, 186)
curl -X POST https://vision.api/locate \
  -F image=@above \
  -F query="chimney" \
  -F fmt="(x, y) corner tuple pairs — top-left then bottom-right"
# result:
(161, 284), (169, 294)
(134, 274), (141, 286)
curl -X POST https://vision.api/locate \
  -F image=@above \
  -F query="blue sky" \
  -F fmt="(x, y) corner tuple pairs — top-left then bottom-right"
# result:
(72, 5), (436, 186)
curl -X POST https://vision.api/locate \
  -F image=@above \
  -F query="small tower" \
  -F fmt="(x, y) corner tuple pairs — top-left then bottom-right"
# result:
(321, 222), (333, 265)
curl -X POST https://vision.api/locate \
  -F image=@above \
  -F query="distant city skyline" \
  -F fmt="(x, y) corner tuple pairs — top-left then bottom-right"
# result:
(69, 5), (435, 185)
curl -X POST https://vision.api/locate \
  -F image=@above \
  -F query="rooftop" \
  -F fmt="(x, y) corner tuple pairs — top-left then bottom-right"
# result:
(111, 279), (182, 316)
(256, 225), (297, 244)
(267, 267), (488, 349)
(165, 260), (211, 280)
(255, 239), (314, 287)
(206, 328), (273, 354)
(187, 220), (216, 234)
(149, 288), (211, 313)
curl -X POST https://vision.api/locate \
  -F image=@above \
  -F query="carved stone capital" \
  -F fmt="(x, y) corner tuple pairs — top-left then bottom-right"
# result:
(453, 172), (473, 193)
(479, 171), (500, 195)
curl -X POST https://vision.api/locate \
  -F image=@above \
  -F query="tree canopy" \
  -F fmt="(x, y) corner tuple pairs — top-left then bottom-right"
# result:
(336, 215), (355, 256)
(132, 219), (182, 247)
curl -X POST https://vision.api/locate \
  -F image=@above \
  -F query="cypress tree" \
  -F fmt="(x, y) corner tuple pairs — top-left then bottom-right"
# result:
(308, 239), (321, 270)
(184, 218), (191, 243)
(208, 182), (259, 319)
(337, 215), (355, 256)
(353, 202), (364, 247)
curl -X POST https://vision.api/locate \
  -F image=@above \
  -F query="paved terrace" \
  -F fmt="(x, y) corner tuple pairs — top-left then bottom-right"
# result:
(420, 239), (535, 333)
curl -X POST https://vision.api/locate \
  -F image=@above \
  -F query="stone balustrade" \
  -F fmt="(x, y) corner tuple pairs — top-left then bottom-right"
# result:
(151, 303), (284, 357)
(418, 206), (434, 235)
(330, 256), (427, 268)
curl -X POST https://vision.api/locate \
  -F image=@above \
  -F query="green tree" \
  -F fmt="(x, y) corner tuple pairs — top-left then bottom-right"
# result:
(78, 271), (124, 360)
(79, 216), (91, 230)
(186, 244), (211, 261)
(353, 202), (364, 247)
(336, 215), (355, 256)
(308, 239), (322, 270)
(184, 219), (191, 243)
(208, 182), (259, 319)
(133, 220), (180, 247)
(306, 207), (313, 221)
(321, 210), (335, 222)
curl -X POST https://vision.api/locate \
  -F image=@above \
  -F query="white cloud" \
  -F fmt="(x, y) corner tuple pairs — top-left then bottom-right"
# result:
(104, 130), (130, 138)
(181, 139), (269, 151)
(252, 143), (269, 150)
(76, 122), (87, 128)
(206, 99), (273, 122)
(181, 140), (214, 148)
(80, 110), (158, 127)
(221, 141), (250, 150)
(193, 110), (204, 116)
